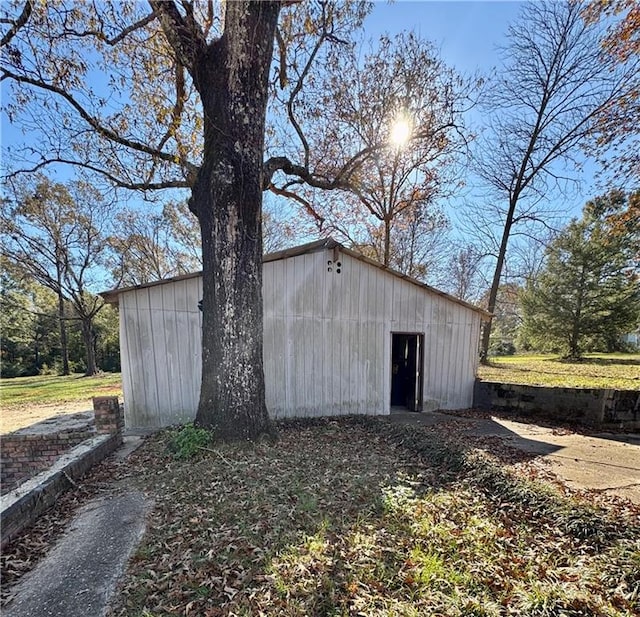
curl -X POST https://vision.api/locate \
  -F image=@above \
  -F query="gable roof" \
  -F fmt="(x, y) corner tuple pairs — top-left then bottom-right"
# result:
(101, 238), (491, 318)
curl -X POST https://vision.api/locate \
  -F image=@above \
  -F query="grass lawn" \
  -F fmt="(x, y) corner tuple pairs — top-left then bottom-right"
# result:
(0, 373), (123, 433)
(0, 372), (122, 408)
(109, 418), (639, 616)
(477, 353), (640, 390)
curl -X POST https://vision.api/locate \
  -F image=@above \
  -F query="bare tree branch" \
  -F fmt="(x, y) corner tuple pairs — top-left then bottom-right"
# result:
(54, 12), (158, 46)
(5, 158), (191, 191)
(0, 0), (32, 48)
(2, 68), (198, 176)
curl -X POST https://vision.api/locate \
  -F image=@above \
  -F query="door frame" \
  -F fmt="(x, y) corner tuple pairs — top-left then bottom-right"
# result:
(390, 331), (425, 412)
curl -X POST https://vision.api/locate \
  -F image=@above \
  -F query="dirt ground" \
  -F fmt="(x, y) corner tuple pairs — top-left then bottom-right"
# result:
(1, 401), (94, 435)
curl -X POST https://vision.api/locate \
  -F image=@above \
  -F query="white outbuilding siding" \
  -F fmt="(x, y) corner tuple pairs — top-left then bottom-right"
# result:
(105, 240), (488, 430)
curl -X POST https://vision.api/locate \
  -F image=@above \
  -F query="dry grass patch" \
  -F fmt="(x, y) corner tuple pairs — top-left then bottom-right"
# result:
(109, 418), (639, 617)
(478, 353), (640, 390)
(0, 373), (123, 433)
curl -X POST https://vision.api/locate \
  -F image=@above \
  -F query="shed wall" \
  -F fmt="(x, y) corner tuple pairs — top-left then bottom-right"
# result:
(118, 248), (481, 429)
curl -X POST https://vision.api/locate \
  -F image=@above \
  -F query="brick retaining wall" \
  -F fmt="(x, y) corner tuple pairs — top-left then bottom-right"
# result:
(1, 396), (124, 547)
(474, 381), (640, 429)
(1, 428), (94, 495)
(0, 433), (121, 549)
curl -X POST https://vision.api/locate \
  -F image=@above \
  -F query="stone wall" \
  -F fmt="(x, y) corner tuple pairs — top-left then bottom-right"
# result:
(474, 381), (640, 429)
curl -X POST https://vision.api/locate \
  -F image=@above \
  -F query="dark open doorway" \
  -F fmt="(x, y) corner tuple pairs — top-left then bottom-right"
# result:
(390, 333), (424, 412)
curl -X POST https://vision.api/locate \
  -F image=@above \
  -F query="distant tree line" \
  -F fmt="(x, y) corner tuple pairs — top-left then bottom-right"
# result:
(0, 264), (120, 377)
(0, 174), (300, 378)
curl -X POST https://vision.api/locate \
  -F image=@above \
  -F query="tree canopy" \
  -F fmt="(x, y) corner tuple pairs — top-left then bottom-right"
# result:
(473, 0), (640, 361)
(520, 191), (640, 358)
(1, 175), (112, 375)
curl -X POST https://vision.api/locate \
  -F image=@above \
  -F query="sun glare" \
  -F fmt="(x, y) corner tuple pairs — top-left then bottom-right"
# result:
(389, 118), (411, 147)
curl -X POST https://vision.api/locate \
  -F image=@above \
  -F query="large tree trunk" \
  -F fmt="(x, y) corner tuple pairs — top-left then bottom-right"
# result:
(480, 197), (517, 363)
(80, 317), (98, 376)
(190, 2), (280, 440)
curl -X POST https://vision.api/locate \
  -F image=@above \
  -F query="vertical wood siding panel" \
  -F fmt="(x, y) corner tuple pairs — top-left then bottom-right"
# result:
(119, 293), (137, 428)
(453, 305), (464, 407)
(262, 262), (274, 415)
(134, 289), (160, 426)
(270, 260), (282, 417)
(313, 252), (324, 416)
(161, 283), (183, 420)
(434, 297), (445, 403)
(277, 260), (287, 416)
(340, 257), (350, 413)
(445, 303), (456, 407)
(445, 302), (455, 406)
(302, 255), (312, 415)
(460, 308), (471, 407)
(187, 278), (203, 417)
(462, 314), (474, 407)
(284, 258), (295, 416)
(443, 300), (453, 404)
(124, 292), (143, 426)
(450, 305), (462, 407)
(423, 294), (432, 404)
(173, 280), (191, 417)
(148, 286), (171, 424)
(409, 283), (418, 331)
(463, 309), (472, 405)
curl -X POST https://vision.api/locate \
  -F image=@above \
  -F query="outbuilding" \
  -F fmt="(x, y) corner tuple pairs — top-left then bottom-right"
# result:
(102, 238), (490, 431)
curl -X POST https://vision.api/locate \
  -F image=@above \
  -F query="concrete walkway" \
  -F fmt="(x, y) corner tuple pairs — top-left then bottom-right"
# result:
(391, 411), (640, 504)
(470, 417), (640, 503)
(5, 490), (149, 617)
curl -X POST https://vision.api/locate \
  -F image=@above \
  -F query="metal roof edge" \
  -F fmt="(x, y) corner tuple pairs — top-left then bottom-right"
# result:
(100, 236), (491, 319)
(335, 244), (492, 319)
(100, 270), (203, 304)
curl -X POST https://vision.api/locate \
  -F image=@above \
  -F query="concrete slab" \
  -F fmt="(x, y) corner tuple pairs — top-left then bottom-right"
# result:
(476, 418), (640, 503)
(389, 411), (640, 503)
(7, 412), (94, 437)
(4, 491), (150, 617)
(113, 435), (144, 460)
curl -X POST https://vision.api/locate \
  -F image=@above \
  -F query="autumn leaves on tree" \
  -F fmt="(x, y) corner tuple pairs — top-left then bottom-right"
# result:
(1, 1), (638, 438)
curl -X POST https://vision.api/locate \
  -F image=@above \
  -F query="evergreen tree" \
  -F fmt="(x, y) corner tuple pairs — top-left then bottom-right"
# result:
(520, 193), (640, 358)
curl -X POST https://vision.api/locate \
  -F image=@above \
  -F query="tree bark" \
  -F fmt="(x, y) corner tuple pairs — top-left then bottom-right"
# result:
(479, 197), (517, 363)
(57, 292), (70, 375)
(383, 217), (391, 266)
(190, 2), (280, 440)
(569, 264), (587, 359)
(80, 317), (98, 376)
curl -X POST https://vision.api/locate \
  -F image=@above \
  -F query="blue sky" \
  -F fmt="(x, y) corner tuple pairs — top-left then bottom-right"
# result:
(362, 0), (598, 222)
(366, 0), (523, 74)
(1, 1), (599, 226)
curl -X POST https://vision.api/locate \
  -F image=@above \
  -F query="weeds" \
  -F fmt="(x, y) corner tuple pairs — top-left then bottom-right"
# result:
(166, 423), (212, 460)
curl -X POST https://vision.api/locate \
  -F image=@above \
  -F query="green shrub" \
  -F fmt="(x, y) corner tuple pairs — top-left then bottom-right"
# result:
(167, 423), (212, 460)
(490, 340), (516, 356)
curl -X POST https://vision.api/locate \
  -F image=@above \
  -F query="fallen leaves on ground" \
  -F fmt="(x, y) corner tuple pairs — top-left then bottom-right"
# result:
(99, 417), (639, 617)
